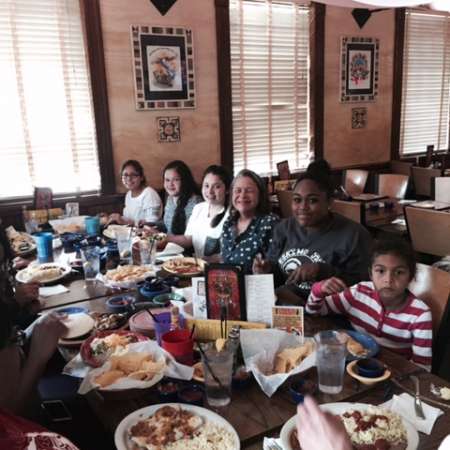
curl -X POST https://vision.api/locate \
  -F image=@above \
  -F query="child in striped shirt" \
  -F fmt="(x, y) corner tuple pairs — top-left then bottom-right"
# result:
(306, 238), (433, 370)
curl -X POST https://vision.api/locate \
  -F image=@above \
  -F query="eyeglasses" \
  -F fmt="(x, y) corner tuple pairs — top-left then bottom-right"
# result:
(122, 173), (140, 179)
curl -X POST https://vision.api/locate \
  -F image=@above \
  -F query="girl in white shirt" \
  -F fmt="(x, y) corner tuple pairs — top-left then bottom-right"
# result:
(163, 165), (231, 258)
(109, 160), (162, 226)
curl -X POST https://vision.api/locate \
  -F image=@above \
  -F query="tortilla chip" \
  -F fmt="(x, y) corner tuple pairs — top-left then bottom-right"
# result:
(95, 370), (124, 387)
(111, 352), (150, 373)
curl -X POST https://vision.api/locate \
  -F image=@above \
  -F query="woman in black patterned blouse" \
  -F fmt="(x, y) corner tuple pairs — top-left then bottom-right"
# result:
(220, 169), (278, 273)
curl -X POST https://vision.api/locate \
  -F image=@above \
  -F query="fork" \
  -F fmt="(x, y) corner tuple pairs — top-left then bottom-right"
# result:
(411, 375), (426, 419)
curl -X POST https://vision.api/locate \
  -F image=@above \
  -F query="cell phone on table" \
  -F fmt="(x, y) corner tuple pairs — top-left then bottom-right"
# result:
(41, 399), (72, 422)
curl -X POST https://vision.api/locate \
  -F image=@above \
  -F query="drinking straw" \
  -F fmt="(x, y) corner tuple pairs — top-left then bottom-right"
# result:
(197, 343), (225, 390)
(145, 308), (159, 323)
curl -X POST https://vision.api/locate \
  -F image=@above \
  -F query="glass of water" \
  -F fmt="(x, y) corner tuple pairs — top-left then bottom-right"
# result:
(138, 239), (156, 265)
(115, 227), (132, 263)
(314, 330), (347, 394)
(81, 246), (100, 282)
(202, 345), (233, 407)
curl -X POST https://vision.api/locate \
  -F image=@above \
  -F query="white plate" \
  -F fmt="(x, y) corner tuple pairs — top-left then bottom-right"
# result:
(280, 402), (419, 450)
(16, 262), (71, 284)
(114, 403), (240, 450)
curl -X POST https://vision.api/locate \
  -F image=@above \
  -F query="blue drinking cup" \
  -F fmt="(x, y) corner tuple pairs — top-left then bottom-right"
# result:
(33, 232), (53, 262)
(85, 216), (100, 235)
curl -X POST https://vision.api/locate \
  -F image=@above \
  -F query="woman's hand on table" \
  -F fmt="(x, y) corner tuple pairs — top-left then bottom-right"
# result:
(296, 396), (352, 450)
(319, 277), (347, 296)
(252, 253), (271, 274)
(286, 263), (320, 284)
(29, 313), (68, 364)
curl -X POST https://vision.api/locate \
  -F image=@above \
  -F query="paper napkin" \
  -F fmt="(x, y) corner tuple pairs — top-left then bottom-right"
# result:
(39, 284), (69, 297)
(381, 393), (444, 434)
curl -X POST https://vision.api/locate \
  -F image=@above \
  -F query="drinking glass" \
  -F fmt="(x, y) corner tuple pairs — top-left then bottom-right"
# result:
(115, 227), (132, 263)
(139, 239), (156, 265)
(314, 330), (347, 394)
(81, 246), (100, 282)
(201, 345), (233, 407)
(34, 232), (54, 262)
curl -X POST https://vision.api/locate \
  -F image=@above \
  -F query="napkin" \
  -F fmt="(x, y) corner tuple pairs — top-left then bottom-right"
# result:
(263, 437), (283, 449)
(156, 242), (184, 257)
(39, 284), (69, 297)
(381, 393), (444, 434)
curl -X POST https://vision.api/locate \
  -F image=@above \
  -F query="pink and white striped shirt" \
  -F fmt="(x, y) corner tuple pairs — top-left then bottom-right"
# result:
(306, 281), (433, 370)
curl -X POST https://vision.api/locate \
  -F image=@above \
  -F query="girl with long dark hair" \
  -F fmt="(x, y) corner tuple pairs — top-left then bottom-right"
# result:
(162, 160), (202, 234)
(160, 165), (231, 258)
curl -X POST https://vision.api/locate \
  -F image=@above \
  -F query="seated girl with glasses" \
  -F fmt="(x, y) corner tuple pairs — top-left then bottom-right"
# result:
(306, 238), (433, 370)
(221, 169), (278, 274)
(108, 160), (162, 226)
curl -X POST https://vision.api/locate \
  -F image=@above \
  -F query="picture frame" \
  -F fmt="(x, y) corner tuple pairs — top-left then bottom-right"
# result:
(157, 116), (181, 142)
(34, 187), (53, 210)
(205, 264), (246, 321)
(351, 107), (367, 129)
(276, 160), (291, 180)
(131, 25), (196, 110)
(340, 36), (379, 103)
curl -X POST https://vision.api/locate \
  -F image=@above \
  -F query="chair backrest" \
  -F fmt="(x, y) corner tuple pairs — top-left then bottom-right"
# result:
(277, 190), (293, 218)
(390, 160), (413, 176)
(405, 206), (450, 257)
(408, 263), (450, 335)
(331, 199), (363, 224)
(274, 179), (297, 192)
(435, 177), (450, 203)
(411, 166), (442, 197)
(343, 169), (369, 196)
(377, 174), (409, 199)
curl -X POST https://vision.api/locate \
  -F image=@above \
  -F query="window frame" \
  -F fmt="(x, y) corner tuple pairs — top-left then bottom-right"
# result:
(0, 0), (115, 206)
(215, 0), (324, 175)
(391, 7), (450, 160)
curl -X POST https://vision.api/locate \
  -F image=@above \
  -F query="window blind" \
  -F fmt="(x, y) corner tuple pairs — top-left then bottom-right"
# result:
(0, 0), (100, 200)
(229, 0), (312, 175)
(399, 10), (450, 155)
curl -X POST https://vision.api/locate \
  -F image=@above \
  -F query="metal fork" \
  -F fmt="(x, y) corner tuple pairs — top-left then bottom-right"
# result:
(411, 375), (426, 419)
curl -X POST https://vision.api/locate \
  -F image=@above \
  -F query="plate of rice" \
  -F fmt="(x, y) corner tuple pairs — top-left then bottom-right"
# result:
(114, 403), (240, 450)
(280, 402), (418, 450)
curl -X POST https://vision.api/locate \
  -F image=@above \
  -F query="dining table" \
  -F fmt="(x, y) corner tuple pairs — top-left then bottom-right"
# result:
(40, 277), (450, 450)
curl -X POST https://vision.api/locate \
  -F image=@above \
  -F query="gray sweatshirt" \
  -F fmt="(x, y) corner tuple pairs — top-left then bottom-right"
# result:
(266, 213), (372, 294)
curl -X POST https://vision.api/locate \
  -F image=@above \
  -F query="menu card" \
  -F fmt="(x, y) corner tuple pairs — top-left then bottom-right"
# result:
(191, 276), (207, 318)
(272, 305), (304, 338)
(245, 274), (276, 325)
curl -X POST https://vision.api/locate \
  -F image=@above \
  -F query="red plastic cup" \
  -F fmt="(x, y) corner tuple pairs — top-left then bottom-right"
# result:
(161, 329), (194, 366)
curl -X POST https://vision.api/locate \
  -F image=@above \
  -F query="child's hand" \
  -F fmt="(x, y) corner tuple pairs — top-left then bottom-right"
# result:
(320, 277), (347, 295)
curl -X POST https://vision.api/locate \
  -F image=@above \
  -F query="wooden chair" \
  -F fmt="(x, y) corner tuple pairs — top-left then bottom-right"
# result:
(376, 174), (409, 199)
(331, 199), (363, 224)
(276, 190), (293, 219)
(411, 166), (442, 197)
(390, 160), (413, 176)
(408, 263), (450, 372)
(434, 177), (450, 203)
(343, 169), (369, 196)
(405, 206), (450, 257)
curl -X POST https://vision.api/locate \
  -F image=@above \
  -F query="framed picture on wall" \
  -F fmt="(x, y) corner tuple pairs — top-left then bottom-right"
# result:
(340, 36), (379, 103)
(130, 25), (196, 110)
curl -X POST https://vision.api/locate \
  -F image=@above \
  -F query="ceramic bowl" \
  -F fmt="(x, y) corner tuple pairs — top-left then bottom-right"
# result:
(356, 358), (385, 378)
(106, 294), (135, 313)
(288, 379), (317, 404)
(152, 292), (185, 306)
(157, 379), (179, 402)
(177, 384), (204, 406)
(346, 360), (391, 386)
